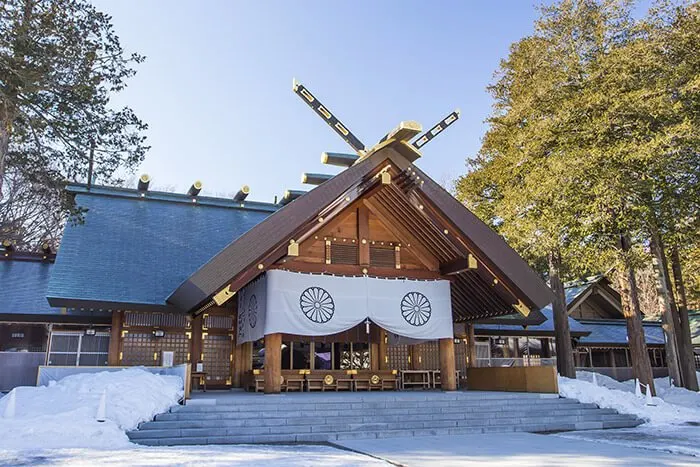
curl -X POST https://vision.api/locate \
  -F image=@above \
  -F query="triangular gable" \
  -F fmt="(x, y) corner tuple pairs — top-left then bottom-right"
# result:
(168, 141), (554, 320)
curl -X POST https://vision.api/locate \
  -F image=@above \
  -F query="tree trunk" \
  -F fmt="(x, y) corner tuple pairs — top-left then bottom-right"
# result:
(671, 246), (699, 391)
(0, 113), (10, 198)
(548, 248), (575, 378)
(650, 232), (683, 387)
(617, 233), (656, 395)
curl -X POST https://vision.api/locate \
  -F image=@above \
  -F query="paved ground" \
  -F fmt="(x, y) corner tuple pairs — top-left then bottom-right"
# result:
(0, 445), (387, 467)
(336, 432), (698, 466)
(555, 425), (700, 458)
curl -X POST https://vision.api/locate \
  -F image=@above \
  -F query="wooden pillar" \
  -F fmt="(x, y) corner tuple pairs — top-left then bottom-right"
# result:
(192, 314), (203, 368)
(439, 337), (457, 391)
(466, 324), (477, 368)
(108, 311), (123, 366)
(370, 325), (380, 370)
(264, 333), (282, 394)
(378, 329), (388, 370)
(540, 338), (551, 358)
(232, 344), (243, 388)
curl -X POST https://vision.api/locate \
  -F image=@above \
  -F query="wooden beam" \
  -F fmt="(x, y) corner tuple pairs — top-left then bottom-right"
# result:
(108, 311), (122, 366)
(358, 206), (370, 266)
(440, 255), (477, 275)
(272, 261), (445, 280)
(264, 333), (282, 394)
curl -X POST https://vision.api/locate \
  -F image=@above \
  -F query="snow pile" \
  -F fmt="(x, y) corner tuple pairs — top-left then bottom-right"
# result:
(0, 367), (183, 449)
(559, 371), (700, 425)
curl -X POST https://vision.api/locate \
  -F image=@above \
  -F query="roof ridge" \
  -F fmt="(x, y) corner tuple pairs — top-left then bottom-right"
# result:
(67, 183), (279, 213)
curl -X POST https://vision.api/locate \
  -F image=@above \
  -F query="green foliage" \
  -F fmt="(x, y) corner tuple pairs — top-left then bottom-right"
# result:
(456, 0), (699, 282)
(0, 0), (148, 247)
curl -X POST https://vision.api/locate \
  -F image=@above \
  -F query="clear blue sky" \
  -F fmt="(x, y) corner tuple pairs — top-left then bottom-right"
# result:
(93, 1), (545, 201)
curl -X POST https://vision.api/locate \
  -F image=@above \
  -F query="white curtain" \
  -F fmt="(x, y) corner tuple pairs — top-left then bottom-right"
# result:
(236, 269), (453, 343)
(236, 274), (266, 344)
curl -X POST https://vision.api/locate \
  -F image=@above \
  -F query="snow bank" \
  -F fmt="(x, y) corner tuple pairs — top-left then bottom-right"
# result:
(0, 367), (182, 449)
(559, 371), (700, 425)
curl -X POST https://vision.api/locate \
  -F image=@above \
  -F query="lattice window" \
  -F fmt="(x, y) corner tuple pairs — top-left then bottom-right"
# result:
(159, 332), (190, 365)
(124, 312), (189, 328)
(48, 334), (79, 366)
(122, 332), (157, 366)
(331, 243), (358, 265)
(204, 314), (233, 330)
(415, 341), (439, 369)
(370, 246), (395, 268)
(47, 333), (109, 367)
(203, 334), (232, 384)
(388, 344), (410, 370)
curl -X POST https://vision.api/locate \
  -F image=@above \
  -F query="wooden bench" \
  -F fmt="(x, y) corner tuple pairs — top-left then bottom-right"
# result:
(306, 370), (354, 391)
(281, 370), (306, 392)
(244, 370), (265, 392)
(354, 370), (399, 391)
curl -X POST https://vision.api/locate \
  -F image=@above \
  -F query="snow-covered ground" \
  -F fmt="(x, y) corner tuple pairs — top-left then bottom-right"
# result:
(0, 445), (387, 466)
(557, 371), (700, 457)
(0, 367), (183, 449)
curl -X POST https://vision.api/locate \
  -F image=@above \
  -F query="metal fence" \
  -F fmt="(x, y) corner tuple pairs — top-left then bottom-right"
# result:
(0, 352), (46, 391)
(476, 357), (557, 368)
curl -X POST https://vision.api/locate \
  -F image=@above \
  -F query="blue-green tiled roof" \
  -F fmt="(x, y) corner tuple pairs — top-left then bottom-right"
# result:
(578, 319), (666, 346)
(0, 258), (110, 323)
(47, 185), (276, 310)
(1, 258), (54, 314)
(475, 309), (590, 336)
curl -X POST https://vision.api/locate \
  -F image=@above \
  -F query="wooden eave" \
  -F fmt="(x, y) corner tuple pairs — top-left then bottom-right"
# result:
(168, 141), (554, 319)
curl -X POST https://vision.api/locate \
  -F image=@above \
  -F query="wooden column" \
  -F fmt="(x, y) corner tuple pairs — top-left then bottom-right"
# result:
(264, 333), (282, 394)
(466, 324), (477, 368)
(378, 329), (388, 370)
(232, 343), (243, 388)
(192, 314), (203, 368)
(370, 325), (380, 370)
(439, 337), (457, 391)
(108, 310), (123, 366)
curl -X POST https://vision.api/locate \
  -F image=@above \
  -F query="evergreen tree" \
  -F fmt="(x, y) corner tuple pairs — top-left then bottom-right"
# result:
(0, 0), (148, 247)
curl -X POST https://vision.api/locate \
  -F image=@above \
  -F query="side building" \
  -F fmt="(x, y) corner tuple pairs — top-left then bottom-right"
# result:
(471, 275), (671, 381)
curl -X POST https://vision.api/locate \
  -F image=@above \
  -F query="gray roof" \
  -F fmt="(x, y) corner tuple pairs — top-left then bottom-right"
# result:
(0, 256), (110, 323)
(475, 309), (590, 336)
(539, 276), (604, 315)
(47, 185), (276, 310)
(577, 319), (666, 346)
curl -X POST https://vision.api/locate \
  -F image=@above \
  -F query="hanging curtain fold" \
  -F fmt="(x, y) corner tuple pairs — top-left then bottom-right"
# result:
(236, 270), (453, 343)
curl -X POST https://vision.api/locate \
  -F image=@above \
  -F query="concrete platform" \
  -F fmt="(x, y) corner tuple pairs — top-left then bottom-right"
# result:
(335, 432), (696, 466)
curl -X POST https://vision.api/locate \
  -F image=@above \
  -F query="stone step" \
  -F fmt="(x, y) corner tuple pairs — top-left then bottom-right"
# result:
(127, 393), (644, 446)
(129, 416), (643, 446)
(162, 401), (595, 420)
(174, 397), (574, 412)
(192, 392), (560, 406)
(143, 407), (620, 429)
(131, 413), (638, 440)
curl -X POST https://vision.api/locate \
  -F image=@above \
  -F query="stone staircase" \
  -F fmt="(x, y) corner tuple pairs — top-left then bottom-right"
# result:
(128, 391), (643, 446)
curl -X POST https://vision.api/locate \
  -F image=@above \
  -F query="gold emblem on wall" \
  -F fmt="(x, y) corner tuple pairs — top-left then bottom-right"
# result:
(324, 374), (334, 385)
(370, 374), (380, 385)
